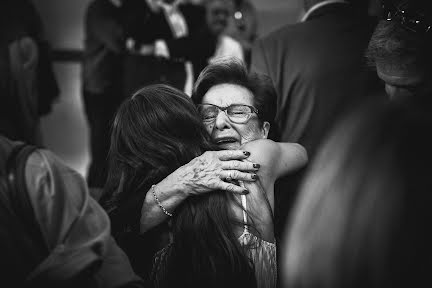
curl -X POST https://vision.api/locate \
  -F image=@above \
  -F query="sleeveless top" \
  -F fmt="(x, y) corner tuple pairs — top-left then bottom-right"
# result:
(238, 194), (277, 288)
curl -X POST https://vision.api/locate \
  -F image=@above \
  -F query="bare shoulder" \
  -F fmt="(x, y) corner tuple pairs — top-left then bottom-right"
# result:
(241, 139), (278, 163)
(242, 139), (308, 178)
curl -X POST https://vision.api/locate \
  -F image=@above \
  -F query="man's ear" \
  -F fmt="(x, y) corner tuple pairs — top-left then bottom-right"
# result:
(262, 121), (270, 139)
(18, 37), (38, 71)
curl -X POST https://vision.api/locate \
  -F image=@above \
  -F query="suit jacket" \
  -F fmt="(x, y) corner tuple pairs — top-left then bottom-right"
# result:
(250, 4), (383, 266)
(122, 1), (216, 95)
(251, 3), (381, 159)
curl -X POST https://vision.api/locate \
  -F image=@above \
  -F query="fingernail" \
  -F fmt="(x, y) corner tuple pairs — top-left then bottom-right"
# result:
(251, 174), (258, 180)
(253, 163), (260, 169)
(242, 189), (249, 195)
(243, 151), (250, 156)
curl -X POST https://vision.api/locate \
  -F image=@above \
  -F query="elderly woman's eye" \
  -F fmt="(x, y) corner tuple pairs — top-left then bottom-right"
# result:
(229, 106), (250, 116)
(203, 114), (216, 120)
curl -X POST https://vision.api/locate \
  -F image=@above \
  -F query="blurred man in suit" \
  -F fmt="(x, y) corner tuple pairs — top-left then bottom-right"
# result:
(250, 0), (382, 276)
(251, 0), (380, 159)
(82, 0), (126, 190)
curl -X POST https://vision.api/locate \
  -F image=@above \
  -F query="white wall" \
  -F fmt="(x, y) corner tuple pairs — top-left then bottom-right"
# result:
(33, 0), (91, 176)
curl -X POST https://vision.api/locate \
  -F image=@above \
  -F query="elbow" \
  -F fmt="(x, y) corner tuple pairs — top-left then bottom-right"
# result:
(297, 144), (308, 167)
(287, 143), (308, 171)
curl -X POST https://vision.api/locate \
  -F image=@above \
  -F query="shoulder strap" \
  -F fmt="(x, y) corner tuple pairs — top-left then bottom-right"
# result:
(239, 180), (249, 233)
(6, 144), (48, 254)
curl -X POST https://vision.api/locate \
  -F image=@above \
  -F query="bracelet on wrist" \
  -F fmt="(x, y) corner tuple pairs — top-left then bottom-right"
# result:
(151, 184), (173, 217)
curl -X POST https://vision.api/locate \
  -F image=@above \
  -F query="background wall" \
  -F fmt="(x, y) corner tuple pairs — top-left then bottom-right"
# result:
(32, 0), (302, 176)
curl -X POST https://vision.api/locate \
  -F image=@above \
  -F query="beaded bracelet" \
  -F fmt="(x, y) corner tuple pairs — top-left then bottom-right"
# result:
(151, 184), (173, 217)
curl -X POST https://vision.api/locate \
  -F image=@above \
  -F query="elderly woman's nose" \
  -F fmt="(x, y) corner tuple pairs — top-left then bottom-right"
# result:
(214, 110), (231, 130)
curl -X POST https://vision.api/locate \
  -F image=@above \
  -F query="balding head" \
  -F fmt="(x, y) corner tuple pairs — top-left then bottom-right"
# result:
(303, 0), (369, 14)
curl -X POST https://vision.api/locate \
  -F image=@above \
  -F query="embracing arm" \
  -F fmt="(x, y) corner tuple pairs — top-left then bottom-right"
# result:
(242, 139), (308, 183)
(139, 150), (261, 233)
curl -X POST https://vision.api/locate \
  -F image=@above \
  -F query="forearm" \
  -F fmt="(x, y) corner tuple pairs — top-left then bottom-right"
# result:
(139, 170), (188, 233)
(139, 150), (257, 232)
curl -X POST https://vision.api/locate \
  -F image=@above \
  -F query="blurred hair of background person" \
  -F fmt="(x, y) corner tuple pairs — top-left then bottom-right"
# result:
(0, 135), (143, 287)
(367, 0), (432, 102)
(225, 0), (258, 68)
(82, 0), (127, 192)
(282, 99), (432, 288)
(0, 0), (59, 146)
(249, 0), (383, 253)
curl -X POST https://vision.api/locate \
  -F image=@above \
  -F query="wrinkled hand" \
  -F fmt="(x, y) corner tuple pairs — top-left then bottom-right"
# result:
(172, 150), (260, 195)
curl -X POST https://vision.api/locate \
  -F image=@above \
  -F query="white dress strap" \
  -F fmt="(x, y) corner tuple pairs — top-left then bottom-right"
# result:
(241, 194), (248, 233)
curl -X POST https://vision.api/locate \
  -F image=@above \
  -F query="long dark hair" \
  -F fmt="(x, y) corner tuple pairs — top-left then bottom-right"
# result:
(102, 84), (256, 287)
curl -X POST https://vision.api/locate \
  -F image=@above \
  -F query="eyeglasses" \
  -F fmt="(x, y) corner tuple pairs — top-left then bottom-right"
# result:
(382, 1), (431, 33)
(197, 103), (259, 124)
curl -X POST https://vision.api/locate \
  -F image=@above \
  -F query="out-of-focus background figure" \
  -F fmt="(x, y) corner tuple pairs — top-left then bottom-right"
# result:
(250, 0), (383, 253)
(204, 0), (244, 64)
(282, 99), (432, 288)
(226, 0), (258, 67)
(82, 0), (126, 191)
(121, 0), (213, 96)
(367, 0), (432, 102)
(0, 0), (59, 146)
(0, 135), (143, 287)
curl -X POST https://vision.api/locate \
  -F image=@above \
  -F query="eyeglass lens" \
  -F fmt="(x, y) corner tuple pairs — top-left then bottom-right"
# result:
(199, 104), (254, 124)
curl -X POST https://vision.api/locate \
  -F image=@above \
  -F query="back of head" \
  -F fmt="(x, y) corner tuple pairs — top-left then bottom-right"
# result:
(367, 0), (432, 70)
(283, 99), (432, 288)
(103, 84), (256, 287)
(193, 59), (279, 140)
(103, 84), (210, 213)
(303, 0), (369, 13)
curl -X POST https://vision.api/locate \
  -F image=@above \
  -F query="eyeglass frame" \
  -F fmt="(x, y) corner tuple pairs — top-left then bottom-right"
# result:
(197, 103), (259, 124)
(382, 1), (431, 34)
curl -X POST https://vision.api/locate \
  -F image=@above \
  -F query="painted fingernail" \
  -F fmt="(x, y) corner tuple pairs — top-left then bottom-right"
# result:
(253, 163), (260, 169)
(243, 151), (250, 156)
(251, 174), (258, 180)
(242, 189), (249, 195)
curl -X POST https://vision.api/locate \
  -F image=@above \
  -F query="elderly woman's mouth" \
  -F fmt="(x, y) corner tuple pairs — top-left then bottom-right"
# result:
(215, 137), (238, 145)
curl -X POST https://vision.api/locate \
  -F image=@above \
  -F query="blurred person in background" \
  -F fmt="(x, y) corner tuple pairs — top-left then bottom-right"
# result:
(0, 135), (143, 287)
(250, 0), (382, 257)
(367, 0), (432, 102)
(122, 0), (216, 96)
(82, 0), (126, 191)
(282, 99), (432, 288)
(0, 0), (59, 145)
(226, 0), (258, 68)
(204, 0), (244, 64)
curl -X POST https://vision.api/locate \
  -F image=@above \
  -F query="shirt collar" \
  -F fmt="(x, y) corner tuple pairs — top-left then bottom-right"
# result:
(301, 0), (348, 22)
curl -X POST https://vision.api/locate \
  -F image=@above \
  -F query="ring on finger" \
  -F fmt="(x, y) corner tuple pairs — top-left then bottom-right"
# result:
(225, 172), (234, 182)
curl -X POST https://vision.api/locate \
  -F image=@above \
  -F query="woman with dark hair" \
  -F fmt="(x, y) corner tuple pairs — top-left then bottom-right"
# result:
(282, 100), (432, 288)
(102, 84), (307, 287)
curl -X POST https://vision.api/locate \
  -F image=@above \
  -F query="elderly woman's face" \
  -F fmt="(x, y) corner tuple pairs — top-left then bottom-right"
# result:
(201, 83), (270, 150)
